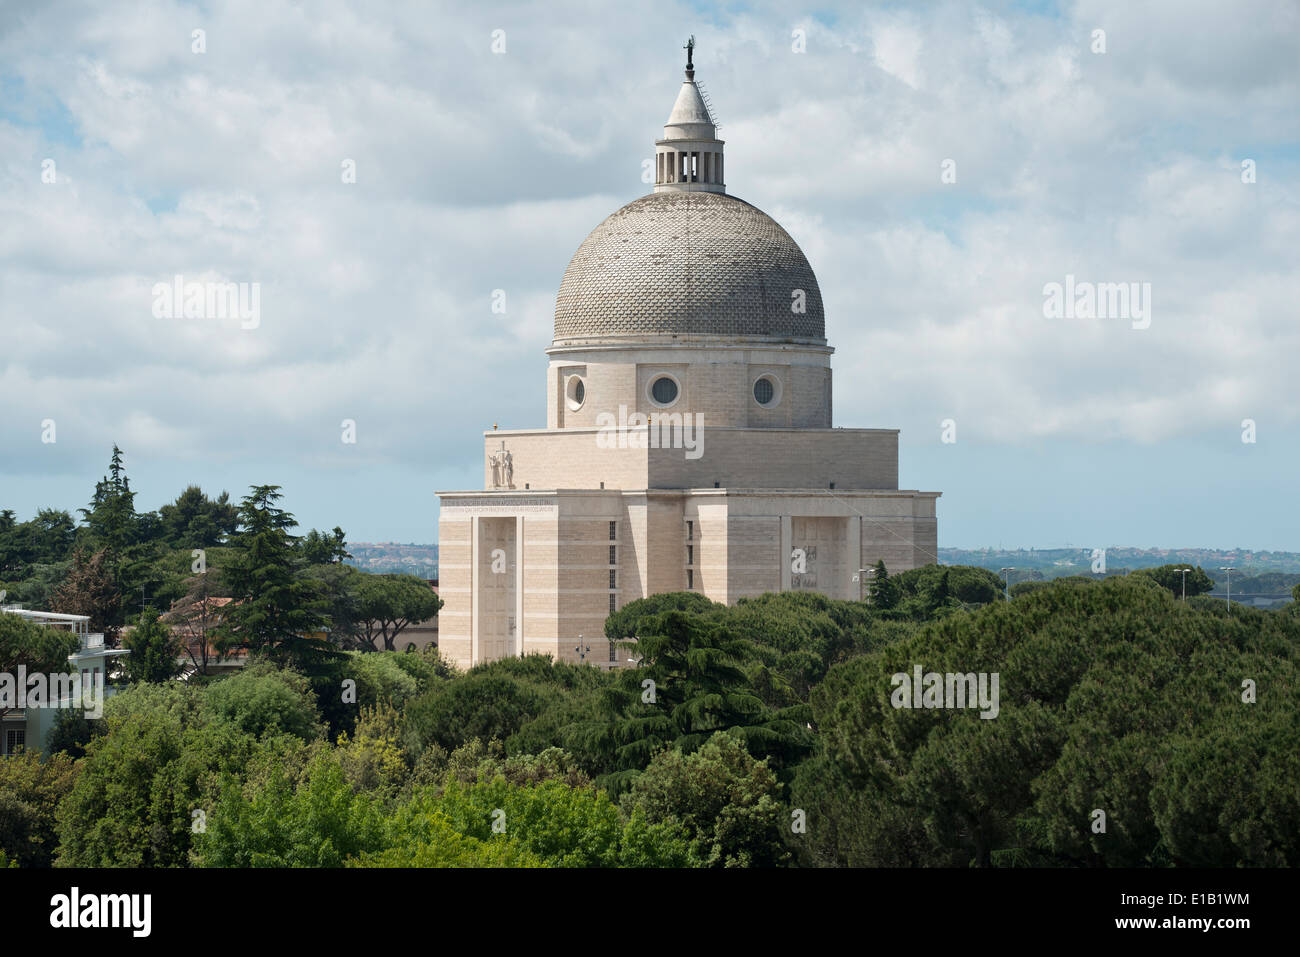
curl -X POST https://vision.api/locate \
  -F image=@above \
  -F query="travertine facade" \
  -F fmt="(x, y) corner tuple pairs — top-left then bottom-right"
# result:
(437, 52), (940, 670)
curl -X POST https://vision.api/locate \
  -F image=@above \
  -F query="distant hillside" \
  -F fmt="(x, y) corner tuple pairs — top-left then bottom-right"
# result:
(343, 542), (1298, 591)
(940, 546), (1300, 587)
(346, 542), (438, 577)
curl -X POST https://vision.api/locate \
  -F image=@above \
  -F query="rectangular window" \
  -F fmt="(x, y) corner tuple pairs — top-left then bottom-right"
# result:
(686, 544), (693, 565)
(687, 569), (694, 590)
(609, 545), (617, 565)
(609, 594), (617, 616)
(608, 634), (617, 662)
(609, 520), (617, 541)
(5, 729), (24, 755)
(686, 520), (693, 540)
(609, 569), (617, 589)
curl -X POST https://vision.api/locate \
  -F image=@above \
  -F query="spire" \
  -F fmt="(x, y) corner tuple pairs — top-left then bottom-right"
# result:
(653, 39), (725, 195)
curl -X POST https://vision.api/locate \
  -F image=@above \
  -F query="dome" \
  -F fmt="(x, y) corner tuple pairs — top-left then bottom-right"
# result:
(553, 191), (825, 343)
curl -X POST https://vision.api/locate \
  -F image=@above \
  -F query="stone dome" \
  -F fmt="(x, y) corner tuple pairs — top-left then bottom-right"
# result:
(552, 191), (825, 343)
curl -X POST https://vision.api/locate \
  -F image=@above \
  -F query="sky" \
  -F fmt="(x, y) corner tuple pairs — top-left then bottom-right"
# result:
(1, 0), (1297, 550)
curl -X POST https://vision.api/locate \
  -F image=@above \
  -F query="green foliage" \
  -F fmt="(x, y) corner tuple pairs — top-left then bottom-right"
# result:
(335, 703), (409, 800)
(801, 576), (1300, 867)
(195, 755), (385, 867)
(299, 527), (351, 565)
(867, 559), (898, 609)
(78, 445), (138, 559)
(0, 508), (76, 577)
(622, 732), (790, 867)
(352, 573), (442, 651)
(123, 607), (184, 683)
(344, 650), (423, 708)
(724, 590), (885, 705)
(575, 606), (812, 790)
(1131, 563), (1215, 599)
(403, 669), (550, 756)
(158, 486), (238, 550)
(384, 776), (694, 868)
(218, 486), (334, 669)
(350, 809), (545, 867)
(605, 591), (725, 640)
(1149, 706), (1300, 866)
(0, 609), (79, 672)
(0, 750), (79, 867)
(202, 664), (326, 741)
(55, 680), (318, 867)
(401, 654), (608, 763)
(1010, 576), (1093, 598)
(56, 682), (221, 867)
(44, 708), (101, 759)
(887, 563), (1005, 619)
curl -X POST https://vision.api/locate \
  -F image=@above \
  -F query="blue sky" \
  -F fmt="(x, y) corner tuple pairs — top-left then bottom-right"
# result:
(1, 0), (1297, 550)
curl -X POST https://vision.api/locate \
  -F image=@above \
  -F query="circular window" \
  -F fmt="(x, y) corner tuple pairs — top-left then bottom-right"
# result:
(650, 376), (679, 406)
(565, 375), (586, 411)
(752, 374), (782, 407)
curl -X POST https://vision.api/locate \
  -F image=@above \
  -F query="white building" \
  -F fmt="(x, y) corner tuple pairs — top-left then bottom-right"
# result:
(0, 607), (128, 755)
(436, 47), (940, 670)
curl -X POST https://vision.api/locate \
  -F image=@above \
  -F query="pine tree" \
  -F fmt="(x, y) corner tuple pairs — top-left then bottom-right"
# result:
(123, 607), (183, 683)
(51, 547), (121, 642)
(80, 445), (138, 558)
(575, 609), (811, 792)
(218, 486), (335, 669)
(869, 559), (898, 609)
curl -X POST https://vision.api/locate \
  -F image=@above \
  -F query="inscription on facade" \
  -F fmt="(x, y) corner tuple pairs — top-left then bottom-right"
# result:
(443, 496), (556, 515)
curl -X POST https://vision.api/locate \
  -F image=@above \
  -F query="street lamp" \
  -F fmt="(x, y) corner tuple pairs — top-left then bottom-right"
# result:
(854, 567), (876, 604)
(1174, 567), (1192, 601)
(1220, 567), (1236, 609)
(575, 634), (590, 662)
(1000, 567), (1013, 601)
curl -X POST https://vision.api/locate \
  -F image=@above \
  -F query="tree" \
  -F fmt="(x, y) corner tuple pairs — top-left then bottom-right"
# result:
(0, 508), (76, 577)
(0, 609), (79, 672)
(195, 756), (385, 867)
(79, 445), (138, 558)
(868, 559), (898, 609)
(218, 486), (334, 668)
(300, 527), (351, 565)
(0, 750), (79, 867)
(123, 607), (183, 683)
(158, 485), (238, 549)
(1131, 564), (1215, 599)
(621, 731), (790, 867)
(163, 569), (229, 677)
(575, 608), (812, 791)
(54, 680), (318, 867)
(404, 672), (550, 756)
(51, 547), (121, 642)
(375, 775), (694, 868)
(201, 664), (325, 741)
(354, 574), (441, 651)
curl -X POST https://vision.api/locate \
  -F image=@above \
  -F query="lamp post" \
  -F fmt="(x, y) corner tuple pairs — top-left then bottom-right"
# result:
(575, 634), (590, 663)
(1174, 567), (1191, 601)
(855, 567), (875, 604)
(1220, 567), (1236, 609)
(1000, 567), (1013, 601)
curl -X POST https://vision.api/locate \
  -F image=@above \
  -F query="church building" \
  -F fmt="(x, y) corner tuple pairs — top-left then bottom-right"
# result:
(437, 45), (940, 669)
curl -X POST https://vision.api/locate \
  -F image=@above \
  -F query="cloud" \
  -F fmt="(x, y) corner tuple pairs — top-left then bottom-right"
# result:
(0, 0), (1296, 543)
